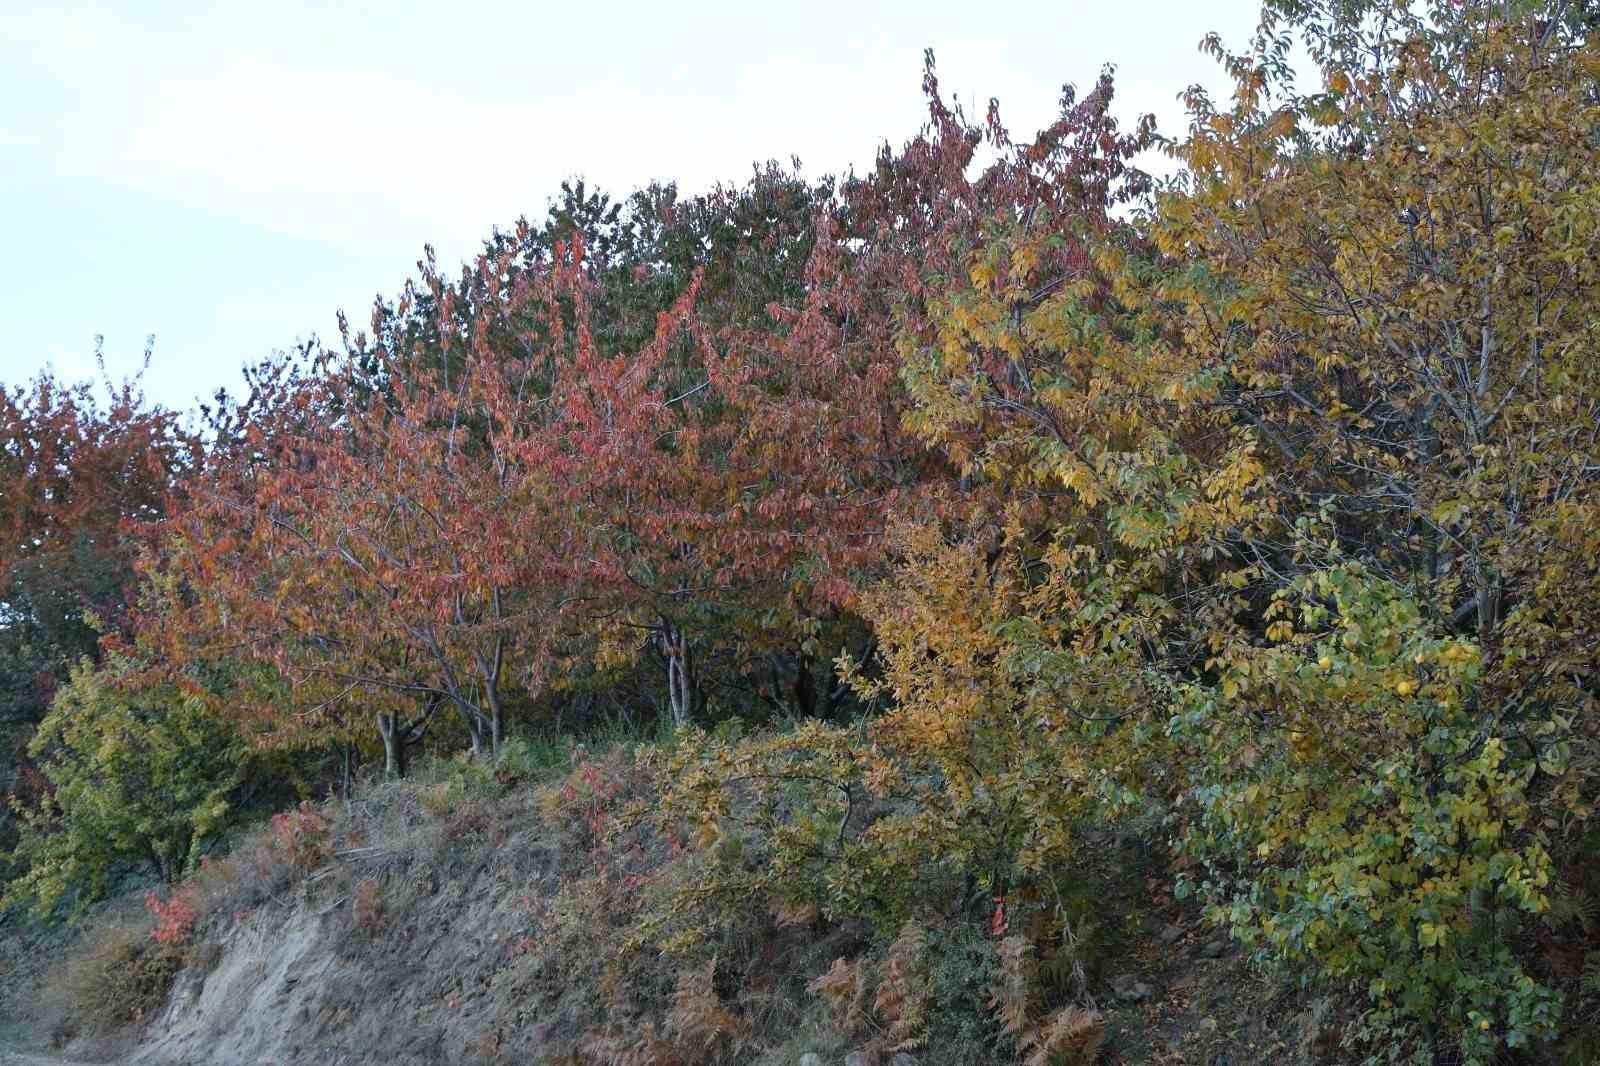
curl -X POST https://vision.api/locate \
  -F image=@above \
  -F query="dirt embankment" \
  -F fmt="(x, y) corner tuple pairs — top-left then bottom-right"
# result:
(4, 774), (563, 1066)
(134, 802), (558, 1065)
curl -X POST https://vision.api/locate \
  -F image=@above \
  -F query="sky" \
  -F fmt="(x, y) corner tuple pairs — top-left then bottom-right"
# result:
(1, 0), (1264, 412)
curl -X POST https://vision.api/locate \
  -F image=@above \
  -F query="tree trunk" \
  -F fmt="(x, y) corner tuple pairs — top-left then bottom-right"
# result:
(484, 679), (504, 757)
(377, 711), (407, 778)
(663, 620), (698, 728)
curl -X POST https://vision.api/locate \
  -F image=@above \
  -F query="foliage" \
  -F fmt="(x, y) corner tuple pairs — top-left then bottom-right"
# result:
(0, 355), (192, 719)
(1175, 558), (1561, 1052)
(0, 356), (194, 863)
(1147, 6), (1599, 1057)
(145, 884), (200, 947)
(6, 655), (246, 917)
(10, 3), (1600, 1060)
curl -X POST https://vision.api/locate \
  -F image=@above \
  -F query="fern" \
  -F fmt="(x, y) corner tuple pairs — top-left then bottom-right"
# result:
(809, 956), (870, 1035)
(988, 935), (1036, 1043)
(1548, 889), (1600, 936)
(1022, 1006), (1104, 1066)
(576, 1022), (684, 1066)
(874, 921), (932, 1051)
(665, 958), (744, 1062)
(989, 933), (1102, 1066)
(1581, 952), (1600, 997)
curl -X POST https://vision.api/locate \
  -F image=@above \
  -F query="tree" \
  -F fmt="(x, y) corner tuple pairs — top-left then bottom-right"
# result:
(858, 3), (1600, 1055)
(381, 167), (924, 732)
(5, 653), (246, 916)
(166, 322), (582, 769)
(1143, 4), (1600, 1053)
(654, 54), (1169, 956)
(0, 354), (191, 725)
(0, 353), (194, 858)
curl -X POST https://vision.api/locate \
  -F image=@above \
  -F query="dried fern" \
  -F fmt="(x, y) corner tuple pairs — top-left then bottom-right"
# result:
(576, 1022), (684, 1066)
(665, 958), (745, 1061)
(1022, 1006), (1104, 1066)
(989, 934), (1037, 1043)
(989, 933), (1102, 1066)
(809, 955), (871, 1035)
(874, 921), (931, 1051)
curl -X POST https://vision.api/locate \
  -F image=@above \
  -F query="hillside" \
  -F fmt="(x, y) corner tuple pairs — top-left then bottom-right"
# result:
(2, 747), (1344, 1066)
(4, 3), (1600, 1064)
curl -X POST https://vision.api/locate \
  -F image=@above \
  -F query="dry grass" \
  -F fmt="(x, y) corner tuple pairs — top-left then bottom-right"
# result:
(352, 877), (385, 936)
(48, 924), (183, 1034)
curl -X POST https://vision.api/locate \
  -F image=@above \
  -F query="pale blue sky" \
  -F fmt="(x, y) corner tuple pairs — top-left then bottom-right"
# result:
(2, 1), (1262, 411)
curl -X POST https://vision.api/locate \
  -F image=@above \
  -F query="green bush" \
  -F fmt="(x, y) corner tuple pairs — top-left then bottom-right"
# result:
(1174, 563), (1562, 1058)
(6, 655), (246, 917)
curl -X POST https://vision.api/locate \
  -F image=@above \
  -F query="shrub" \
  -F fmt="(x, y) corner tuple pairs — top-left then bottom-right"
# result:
(53, 924), (183, 1032)
(145, 885), (199, 946)
(269, 800), (330, 872)
(5, 655), (246, 917)
(1175, 563), (1562, 1055)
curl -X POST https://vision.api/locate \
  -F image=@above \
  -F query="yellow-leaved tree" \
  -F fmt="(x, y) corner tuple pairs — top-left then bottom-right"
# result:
(655, 3), (1600, 1059)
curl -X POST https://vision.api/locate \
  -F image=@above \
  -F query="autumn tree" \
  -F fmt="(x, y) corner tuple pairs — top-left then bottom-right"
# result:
(848, 2), (1600, 1056)
(163, 316), (589, 771)
(0, 352), (195, 866)
(652, 53), (1167, 970)
(0, 352), (192, 725)
(374, 165), (932, 733)
(658, 6), (1600, 1057)
(1091, 2), (1597, 1053)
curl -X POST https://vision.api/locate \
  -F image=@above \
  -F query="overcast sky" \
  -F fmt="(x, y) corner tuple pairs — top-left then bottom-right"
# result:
(1, 0), (1263, 411)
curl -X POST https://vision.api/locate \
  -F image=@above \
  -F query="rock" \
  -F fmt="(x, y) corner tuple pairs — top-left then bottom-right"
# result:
(1200, 939), (1227, 959)
(1159, 922), (1186, 945)
(844, 1053), (871, 1066)
(1110, 973), (1153, 1002)
(798, 1055), (824, 1066)
(890, 1055), (918, 1066)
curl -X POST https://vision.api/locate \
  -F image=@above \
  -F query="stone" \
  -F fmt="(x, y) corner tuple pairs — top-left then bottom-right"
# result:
(843, 1053), (871, 1066)
(1159, 922), (1186, 945)
(1110, 973), (1153, 1002)
(798, 1055), (824, 1066)
(1200, 939), (1227, 959)
(890, 1055), (918, 1066)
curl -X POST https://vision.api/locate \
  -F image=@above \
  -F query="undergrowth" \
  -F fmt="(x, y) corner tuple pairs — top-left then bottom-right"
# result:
(23, 729), (1328, 1065)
